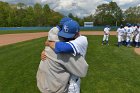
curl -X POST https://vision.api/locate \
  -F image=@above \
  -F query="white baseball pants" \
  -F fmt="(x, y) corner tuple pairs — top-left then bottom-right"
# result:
(68, 75), (80, 93)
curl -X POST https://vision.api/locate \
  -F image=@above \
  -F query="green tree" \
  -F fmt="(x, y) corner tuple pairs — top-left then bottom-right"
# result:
(34, 3), (43, 26)
(22, 6), (35, 26)
(68, 13), (75, 19)
(0, 1), (11, 27)
(17, 2), (26, 9)
(94, 1), (123, 26)
(49, 11), (63, 26)
(0, 1), (65, 27)
(68, 13), (84, 26)
(108, 2), (123, 26)
(14, 7), (27, 26)
(42, 4), (51, 26)
(124, 6), (140, 24)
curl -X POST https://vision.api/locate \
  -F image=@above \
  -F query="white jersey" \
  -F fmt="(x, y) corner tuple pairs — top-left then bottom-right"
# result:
(138, 28), (140, 34)
(135, 27), (140, 42)
(132, 26), (137, 32)
(68, 36), (88, 57)
(104, 27), (110, 34)
(67, 35), (88, 93)
(126, 27), (133, 36)
(117, 28), (125, 36)
(130, 27), (134, 33)
(124, 26), (128, 33)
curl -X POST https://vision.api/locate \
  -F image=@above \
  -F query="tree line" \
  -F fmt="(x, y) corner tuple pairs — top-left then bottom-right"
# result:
(93, 2), (140, 26)
(0, 1), (63, 27)
(0, 1), (140, 27)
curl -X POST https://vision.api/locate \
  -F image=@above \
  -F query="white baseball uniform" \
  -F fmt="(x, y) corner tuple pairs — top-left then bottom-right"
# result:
(135, 27), (140, 47)
(103, 27), (110, 41)
(130, 26), (134, 43)
(124, 26), (128, 42)
(117, 28), (125, 42)
(102, 27), (110, 45)
(126, 27), (133, 46)
(67, 35), (88, 93)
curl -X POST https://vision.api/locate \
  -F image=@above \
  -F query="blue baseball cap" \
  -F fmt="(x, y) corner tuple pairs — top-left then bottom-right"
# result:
(126, 23), (130, 26)
(59, 17), (72, 25)
(58, 20), (80, 38)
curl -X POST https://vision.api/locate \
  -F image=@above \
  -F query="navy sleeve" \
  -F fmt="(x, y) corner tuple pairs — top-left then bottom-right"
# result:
(54, 42), (74, 54)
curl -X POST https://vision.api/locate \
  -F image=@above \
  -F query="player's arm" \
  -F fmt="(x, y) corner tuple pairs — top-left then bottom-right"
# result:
(104, 28), (108, 35)
(45, 41), (74, 54)
(41, 50), (47, 61)
(45, 41), (55, 49)
(41, 41), (74, 61)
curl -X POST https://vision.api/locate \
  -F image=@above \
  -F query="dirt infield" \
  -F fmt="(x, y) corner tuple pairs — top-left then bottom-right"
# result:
(0, 31), (140, 55)
(134, 48), (140, 55)
(81, 31), (116, 35)
(0, 32), (47, 46)
(0, 31), (116, 46)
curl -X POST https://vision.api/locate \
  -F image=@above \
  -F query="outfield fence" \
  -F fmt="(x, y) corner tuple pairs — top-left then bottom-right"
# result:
(0, 26), (118, 31)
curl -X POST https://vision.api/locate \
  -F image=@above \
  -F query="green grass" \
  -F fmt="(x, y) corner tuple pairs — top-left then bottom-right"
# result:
(0, 36), (140, 93)
(0, 37), (46, 93)
(81, 36), (140, 93)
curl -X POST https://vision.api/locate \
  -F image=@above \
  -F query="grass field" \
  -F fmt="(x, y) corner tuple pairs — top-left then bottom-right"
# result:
(0, 36), (140, 93)
(0, 30), (116, 35)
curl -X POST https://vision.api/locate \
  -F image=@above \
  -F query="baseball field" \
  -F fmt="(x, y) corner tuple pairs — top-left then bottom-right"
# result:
(0, 33), (140, 93)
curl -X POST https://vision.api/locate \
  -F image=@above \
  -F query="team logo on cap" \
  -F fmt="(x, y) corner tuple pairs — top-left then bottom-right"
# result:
(64, 25), (69, 32)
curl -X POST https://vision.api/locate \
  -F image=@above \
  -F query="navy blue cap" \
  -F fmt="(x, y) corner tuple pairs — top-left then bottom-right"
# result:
(128, 24), (131, 27)
(106, 25), (110, 28)
(120, 24), (123, 27)
(58, 20), (80, 38)
(126, 23), (130, 26)
(120, 24), (123, 26)
(59, 17), (72, 25)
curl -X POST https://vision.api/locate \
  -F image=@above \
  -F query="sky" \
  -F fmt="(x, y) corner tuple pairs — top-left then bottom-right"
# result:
(1, 0), (140, 18)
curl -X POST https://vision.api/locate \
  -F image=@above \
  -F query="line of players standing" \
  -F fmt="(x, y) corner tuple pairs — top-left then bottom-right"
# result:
(117, 24), (140, 48)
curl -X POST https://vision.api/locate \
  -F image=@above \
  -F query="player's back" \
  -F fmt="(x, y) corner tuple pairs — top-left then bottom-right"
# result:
(117, 28), (125, 35)
(126, 27), (133, 36)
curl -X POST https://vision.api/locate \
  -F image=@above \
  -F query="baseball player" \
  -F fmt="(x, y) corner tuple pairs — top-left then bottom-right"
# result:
(37, 19), (88, 93)
(123, 23), (129, 45)
(130, 24), (135, 46)
(135, 25), (140, 48)
(126, 24), (133, 47)
(132, 24), (138, 46)
(45, 20), (88, 93)
(41, 17), (72, 60)
(116, 25), (125, 47)
(133, 24), (138, 37)
(102, 25), (110, 45)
